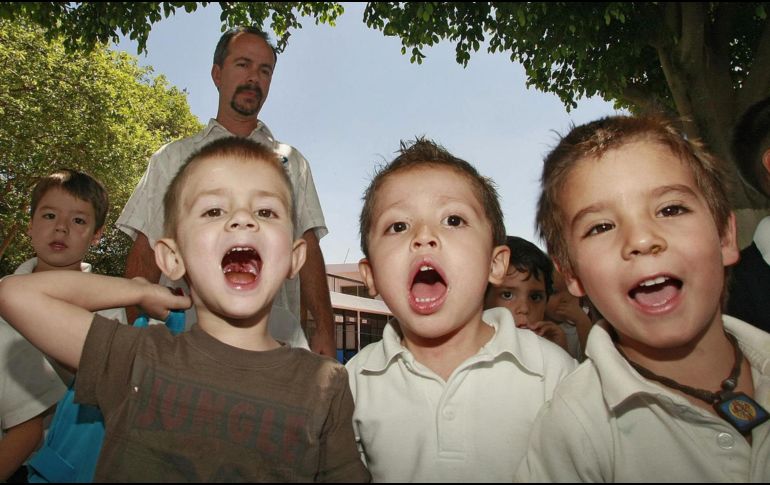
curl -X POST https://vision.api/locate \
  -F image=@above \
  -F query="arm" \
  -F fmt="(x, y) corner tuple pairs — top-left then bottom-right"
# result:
(123, 232), (163, 323)
(300, 230), (336, 357)
(0, 414), (47, 480)
(0, 273), (191, 370)
(552, 298), (594, 360)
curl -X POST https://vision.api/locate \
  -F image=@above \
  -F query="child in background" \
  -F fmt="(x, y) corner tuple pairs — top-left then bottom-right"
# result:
(516, 115), (770, 481)
(484, 235), (570, 353)
(0, 138), (369, 482)
(545, 267), (594, 360)
(0, 168), (120, 480)
(347, 139), (576, 482)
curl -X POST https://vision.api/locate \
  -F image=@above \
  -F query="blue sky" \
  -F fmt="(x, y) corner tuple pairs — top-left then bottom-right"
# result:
(116, 3), (621, 264)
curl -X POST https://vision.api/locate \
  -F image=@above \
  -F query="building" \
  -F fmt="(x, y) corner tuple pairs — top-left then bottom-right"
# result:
(302, 263), (392, 363)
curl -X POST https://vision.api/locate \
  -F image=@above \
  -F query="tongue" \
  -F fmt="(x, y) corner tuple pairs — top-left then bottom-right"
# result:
(223, 262), (258, 284)
(633, 283), (678, 307)
(412, 281), (446, 301)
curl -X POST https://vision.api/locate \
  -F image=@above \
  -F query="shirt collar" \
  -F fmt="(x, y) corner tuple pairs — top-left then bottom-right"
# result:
(587, 316), (770, 410)
(14, 257), (92, 275)
(202, 118), (274, 142)
(357, 307), (545, 377)
(753, 216), (770, 266)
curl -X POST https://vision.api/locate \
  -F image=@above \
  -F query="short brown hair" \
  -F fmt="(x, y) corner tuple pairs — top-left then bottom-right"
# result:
(163, 137), (293, 237)
(537, 115), (732, 274)
(359, 138), (506, 257)
(30, 168), (109, 230)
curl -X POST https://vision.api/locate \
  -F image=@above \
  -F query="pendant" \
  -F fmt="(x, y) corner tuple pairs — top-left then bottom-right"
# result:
(714, 392), (770, 435)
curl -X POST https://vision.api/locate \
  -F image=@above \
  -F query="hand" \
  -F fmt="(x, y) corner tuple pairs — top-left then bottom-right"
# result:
(132, 277), (192, 321)
(523, 319), (569, 353)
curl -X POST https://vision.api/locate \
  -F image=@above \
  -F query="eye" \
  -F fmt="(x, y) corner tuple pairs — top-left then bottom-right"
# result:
(260, 66), (273, 77)
(41, 212), (55, 220)
(585, 222), (614, 237)
(500, 291), (513, 301)
(386, 221), (409, 234)
(531, 293), (545, 303)
(257, 208), (276, 218)
(203, 208), (223, 218)
(658, 204), (690, 217)
(442, 215), (466, 227)
(73, 217), (87, 225)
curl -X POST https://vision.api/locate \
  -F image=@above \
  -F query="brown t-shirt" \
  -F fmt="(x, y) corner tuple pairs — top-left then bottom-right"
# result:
(75, 314), (369, 482)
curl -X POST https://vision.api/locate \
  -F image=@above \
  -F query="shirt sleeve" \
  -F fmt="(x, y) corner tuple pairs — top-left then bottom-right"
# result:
(115, 144), (177, 246)
(74, 315), (143, 416)
(0, 322), (66, 430)
(317, 365), (371, 482)
(278, 145), (328, 240)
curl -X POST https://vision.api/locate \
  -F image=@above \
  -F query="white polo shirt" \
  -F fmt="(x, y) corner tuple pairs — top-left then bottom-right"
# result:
(516, 315), (770, 482)
(117, 119), (327, 348)
(346, 307), (577, 482)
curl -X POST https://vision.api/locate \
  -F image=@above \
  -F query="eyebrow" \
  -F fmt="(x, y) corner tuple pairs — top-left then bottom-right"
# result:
(569, 183), (699, 230)
(232, 55), (273, 70)
(190, 188), (289, 209)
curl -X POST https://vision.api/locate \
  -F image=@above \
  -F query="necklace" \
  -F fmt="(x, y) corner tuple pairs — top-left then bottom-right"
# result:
(617, 333), (769, 435)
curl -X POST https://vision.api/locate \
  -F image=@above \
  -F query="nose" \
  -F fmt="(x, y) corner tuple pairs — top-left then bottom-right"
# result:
(621, 219), (667, 259)
(54, 218), (68, 234)
(410, 223), (439, 251)
(226, 208), (259, 231)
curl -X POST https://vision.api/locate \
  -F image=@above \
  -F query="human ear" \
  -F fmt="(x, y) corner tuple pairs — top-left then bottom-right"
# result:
(487, 244), (511, 286)
(154, 238), (186, 281)
(358, 258), (379, 297)
(288, 238), (307, 279)
(211, 64), (222, 90)
(762, 148), (770, 178)
(90, 227), (104, 246)
(554, 259), (586, 298)
(720, 212), (740, 267)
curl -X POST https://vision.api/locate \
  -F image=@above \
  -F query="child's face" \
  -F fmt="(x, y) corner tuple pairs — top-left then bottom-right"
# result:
(558, 140), (739, 351)
(27, 187), (102, 272)
(360, 165), (508, 342)
(162, 155), (303, 322)
(485, 269), (547, 327)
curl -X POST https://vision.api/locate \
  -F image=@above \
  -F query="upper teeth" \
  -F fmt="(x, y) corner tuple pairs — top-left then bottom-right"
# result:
(230, 247), (252, 253)
(420, 265), (434, 272)
(639, 276), (668, 287)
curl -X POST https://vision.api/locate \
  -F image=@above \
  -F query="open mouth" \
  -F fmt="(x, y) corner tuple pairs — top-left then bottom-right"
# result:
(409, 263), (448, 314)
(221, 246), (262, 287)
(628, 275), (682, 308)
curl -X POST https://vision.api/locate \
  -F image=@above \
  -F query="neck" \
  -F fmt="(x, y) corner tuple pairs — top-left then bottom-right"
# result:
(195, 306), (279, 351)
(401, 310), (494, 381)
(616, 315), (734, 392)
(215, 110), (260, 137)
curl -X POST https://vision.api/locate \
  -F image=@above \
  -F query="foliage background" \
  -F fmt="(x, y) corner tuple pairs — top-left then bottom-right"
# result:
(0, 19), (202, 276)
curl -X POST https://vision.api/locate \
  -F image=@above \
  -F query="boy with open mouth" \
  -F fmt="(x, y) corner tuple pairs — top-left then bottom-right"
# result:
(346, 138), (577, 482)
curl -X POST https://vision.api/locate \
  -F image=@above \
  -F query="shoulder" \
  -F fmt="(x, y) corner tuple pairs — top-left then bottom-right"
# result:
(287, 348), (349, 384)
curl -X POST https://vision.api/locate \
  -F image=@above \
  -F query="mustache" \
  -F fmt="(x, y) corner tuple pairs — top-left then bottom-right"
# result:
(235, 84), (263, 98)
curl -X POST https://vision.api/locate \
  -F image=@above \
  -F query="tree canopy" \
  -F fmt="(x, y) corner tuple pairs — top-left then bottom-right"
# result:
(0, 19), (202, 276)
(4, 2), (769, 212)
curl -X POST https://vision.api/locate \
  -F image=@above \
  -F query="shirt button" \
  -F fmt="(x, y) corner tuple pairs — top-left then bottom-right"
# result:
(716, 432), (735, 449)
(443, 408), (455, 420)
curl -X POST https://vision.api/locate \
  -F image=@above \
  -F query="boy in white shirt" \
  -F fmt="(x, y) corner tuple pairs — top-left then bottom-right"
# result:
(346, 139), (576, 482)
(517, 115), (770, 481)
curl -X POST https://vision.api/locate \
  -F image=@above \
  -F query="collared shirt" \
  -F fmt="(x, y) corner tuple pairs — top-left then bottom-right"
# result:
(516, 316), (770, 482)
(116, 119), (326, 349)
(346, 307), (577, 482)
(754, 216), (770, 266)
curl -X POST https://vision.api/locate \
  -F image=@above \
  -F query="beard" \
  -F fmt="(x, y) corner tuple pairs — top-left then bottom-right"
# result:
(230, 84), (263, 116)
